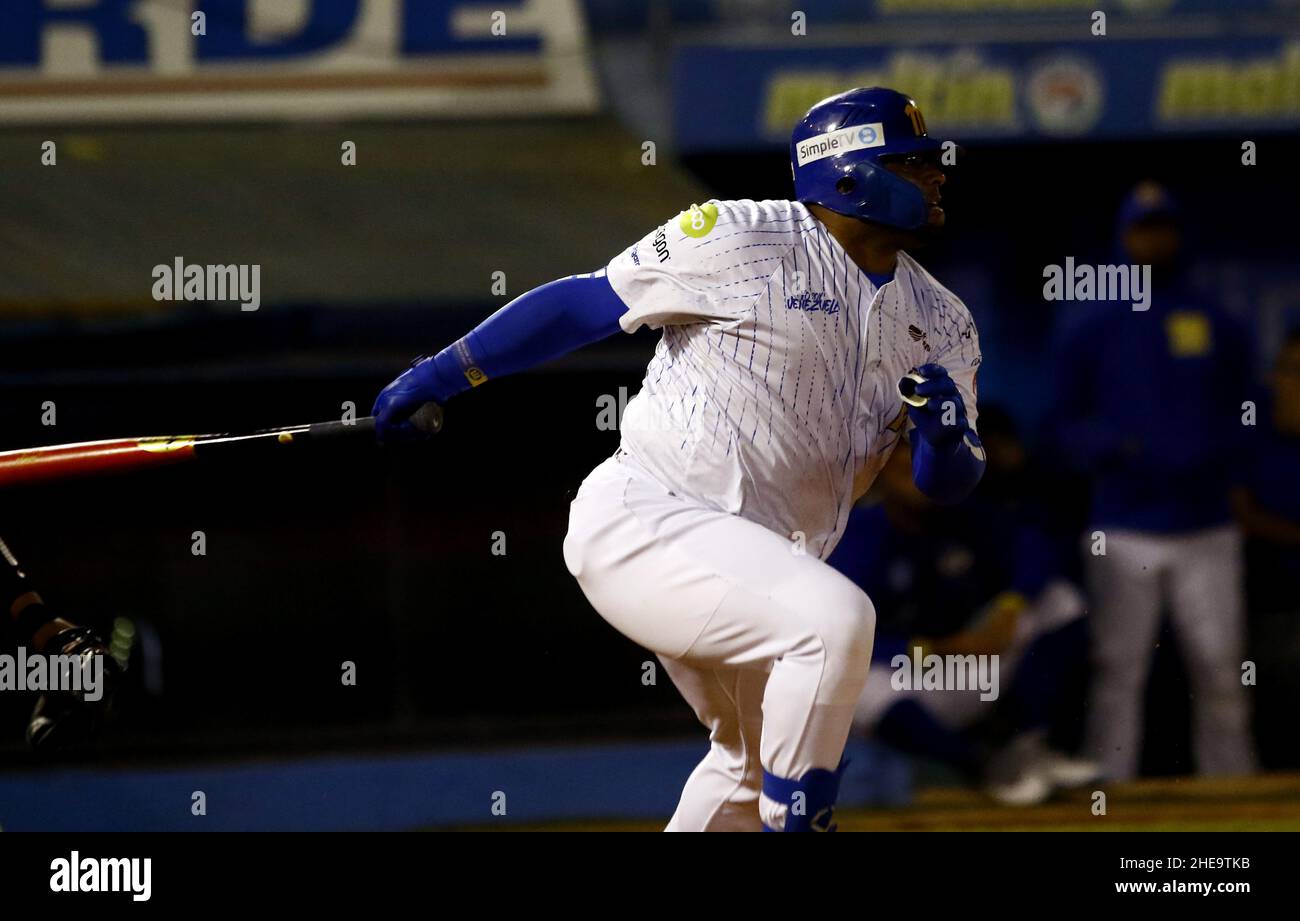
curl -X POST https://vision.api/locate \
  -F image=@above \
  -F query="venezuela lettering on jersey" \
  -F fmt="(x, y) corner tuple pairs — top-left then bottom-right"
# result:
(785, 290), (840, 315)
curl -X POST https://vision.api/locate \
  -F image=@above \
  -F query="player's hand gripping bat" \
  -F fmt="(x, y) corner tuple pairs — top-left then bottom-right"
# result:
(0, 403), (442, 489)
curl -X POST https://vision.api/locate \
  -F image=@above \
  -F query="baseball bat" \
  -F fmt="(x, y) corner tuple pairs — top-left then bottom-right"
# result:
(0, 402), (442, 490)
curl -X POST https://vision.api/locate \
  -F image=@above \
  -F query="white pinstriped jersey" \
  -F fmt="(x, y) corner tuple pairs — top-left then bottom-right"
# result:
(605, 199), (981, 560)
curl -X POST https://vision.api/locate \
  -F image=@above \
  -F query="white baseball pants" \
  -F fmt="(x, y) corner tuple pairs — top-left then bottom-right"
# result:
(1083, 525), (1257, 780)
(563, 453), (876, 831)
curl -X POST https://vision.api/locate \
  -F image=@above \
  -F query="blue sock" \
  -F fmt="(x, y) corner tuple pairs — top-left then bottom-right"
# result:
(761, 760), (849, 832)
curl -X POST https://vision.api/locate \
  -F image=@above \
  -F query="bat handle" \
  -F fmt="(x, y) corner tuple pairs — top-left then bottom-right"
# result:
(408, 402), (444, 435)
(306, 402), (443, 440)
(898, 371), (929, 408)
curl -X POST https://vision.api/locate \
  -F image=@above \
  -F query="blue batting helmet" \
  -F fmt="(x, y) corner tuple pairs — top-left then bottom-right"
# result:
(790, 87), (946, 230)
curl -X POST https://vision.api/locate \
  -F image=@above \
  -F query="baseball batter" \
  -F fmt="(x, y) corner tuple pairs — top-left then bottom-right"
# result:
(373, 87), (985, 831)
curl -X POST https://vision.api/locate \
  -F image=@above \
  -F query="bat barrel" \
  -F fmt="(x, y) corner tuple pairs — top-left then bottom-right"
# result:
(0, 403), (441, 490)
(0, 437), (197, 490)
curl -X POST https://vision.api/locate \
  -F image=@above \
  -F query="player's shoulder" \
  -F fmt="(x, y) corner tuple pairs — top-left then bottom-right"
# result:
(681, 199), (815, 242)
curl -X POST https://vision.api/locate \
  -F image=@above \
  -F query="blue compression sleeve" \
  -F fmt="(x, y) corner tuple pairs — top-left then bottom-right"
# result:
(420, 272), (628, 402)
(909, 427), (986, 505)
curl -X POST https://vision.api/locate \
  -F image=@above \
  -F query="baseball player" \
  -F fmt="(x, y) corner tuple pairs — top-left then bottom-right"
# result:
(373, 87), (984, 831)
(1054, 182), (1257, 780)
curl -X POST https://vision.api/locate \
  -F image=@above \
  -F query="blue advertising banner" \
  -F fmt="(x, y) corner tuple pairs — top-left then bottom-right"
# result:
(673, 35), (1300, 149)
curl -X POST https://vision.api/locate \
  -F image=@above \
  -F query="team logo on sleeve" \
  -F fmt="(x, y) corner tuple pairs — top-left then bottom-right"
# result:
(678, 203), (719, 238)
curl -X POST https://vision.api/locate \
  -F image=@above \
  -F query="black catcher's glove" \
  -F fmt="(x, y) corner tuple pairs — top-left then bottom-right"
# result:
(26, 626), (123, 753)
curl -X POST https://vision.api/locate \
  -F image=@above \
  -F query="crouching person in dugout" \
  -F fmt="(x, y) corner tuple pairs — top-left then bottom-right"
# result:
(828, 417), (1099, 805)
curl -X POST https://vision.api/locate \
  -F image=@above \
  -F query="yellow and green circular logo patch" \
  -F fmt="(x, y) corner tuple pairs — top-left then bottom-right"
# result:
(678, 203), (719, 238)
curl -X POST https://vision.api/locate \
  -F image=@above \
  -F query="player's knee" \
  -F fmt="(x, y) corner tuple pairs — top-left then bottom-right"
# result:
(798, 583), (876, 681)
(826, 596), (876, 662)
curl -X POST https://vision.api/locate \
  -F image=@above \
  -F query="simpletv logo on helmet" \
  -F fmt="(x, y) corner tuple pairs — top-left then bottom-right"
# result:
(795, 122), (886, 167)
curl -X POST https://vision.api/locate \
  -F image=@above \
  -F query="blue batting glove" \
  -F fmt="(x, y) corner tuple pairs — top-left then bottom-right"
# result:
(372, 354), (454, 444)
(907, 362), (969, 447)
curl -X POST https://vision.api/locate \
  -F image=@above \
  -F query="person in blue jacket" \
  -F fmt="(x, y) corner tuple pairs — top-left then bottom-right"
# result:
(1052, 181), (1257, 780)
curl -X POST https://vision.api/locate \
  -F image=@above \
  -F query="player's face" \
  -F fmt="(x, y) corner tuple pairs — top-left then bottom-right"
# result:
(1122, 219), (1180, 267)
(882, 153), (947, 228)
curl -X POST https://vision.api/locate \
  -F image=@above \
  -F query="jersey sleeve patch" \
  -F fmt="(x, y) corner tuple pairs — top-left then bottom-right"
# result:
(678, 203), (720, 238)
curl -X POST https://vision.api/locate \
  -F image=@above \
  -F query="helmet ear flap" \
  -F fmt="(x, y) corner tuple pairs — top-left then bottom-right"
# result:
(841, 158), (931, 230)
(794, 146), (935, 229)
